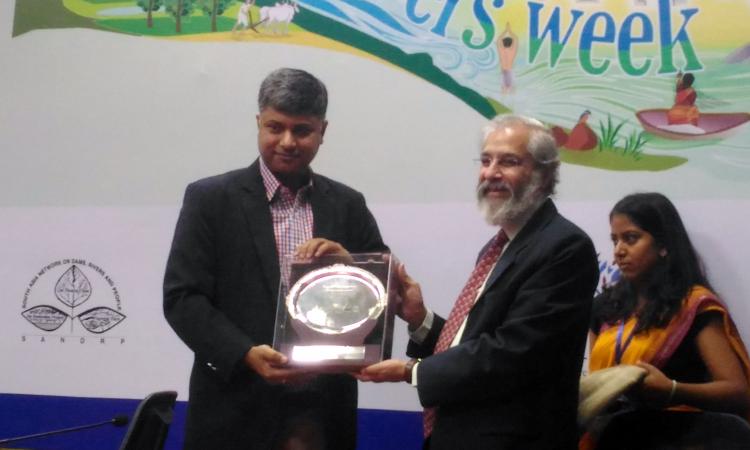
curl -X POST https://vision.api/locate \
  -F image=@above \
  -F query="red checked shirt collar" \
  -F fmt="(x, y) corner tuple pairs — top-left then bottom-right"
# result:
(258, 158), (314, 202)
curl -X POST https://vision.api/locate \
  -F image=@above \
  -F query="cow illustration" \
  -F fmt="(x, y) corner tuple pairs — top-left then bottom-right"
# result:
(259, 1), (299, 35)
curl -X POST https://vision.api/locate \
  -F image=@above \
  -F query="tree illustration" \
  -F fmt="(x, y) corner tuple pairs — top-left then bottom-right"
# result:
(137, 0), (163, 28)
(165, 0), (196, 33)
(199, 0), (235, 32)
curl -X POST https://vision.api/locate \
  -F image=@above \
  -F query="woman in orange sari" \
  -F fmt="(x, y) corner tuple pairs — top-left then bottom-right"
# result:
(667, 72), (699, 125)
(581, 193), (750, 449)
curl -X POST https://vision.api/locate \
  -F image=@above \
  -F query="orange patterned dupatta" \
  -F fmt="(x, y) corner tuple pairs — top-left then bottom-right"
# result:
(588, 285), (750, 381)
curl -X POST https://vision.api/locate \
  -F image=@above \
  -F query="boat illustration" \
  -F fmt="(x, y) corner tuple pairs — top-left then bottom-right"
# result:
(636, 109), (750, 140)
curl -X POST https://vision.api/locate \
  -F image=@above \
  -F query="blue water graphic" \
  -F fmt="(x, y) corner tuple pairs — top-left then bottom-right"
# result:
(299, 0), (499, 90)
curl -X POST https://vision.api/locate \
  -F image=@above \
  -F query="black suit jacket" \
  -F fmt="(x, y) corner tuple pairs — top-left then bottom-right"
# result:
(408, 199), (598, 450)
(164, 160), (386, 450)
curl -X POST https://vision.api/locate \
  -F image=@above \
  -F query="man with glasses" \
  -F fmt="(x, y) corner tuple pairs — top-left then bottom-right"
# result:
(359, 114), (599, 450)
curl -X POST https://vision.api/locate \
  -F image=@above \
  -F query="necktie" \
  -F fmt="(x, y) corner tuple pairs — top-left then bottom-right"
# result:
(422, 229), (509, 437)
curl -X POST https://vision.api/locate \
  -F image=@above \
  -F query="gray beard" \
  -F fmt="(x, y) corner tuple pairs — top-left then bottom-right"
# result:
(476, 175), (545, 226)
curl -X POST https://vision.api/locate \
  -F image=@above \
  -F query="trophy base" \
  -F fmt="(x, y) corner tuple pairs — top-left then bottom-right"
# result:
(278, 343), (384, 370)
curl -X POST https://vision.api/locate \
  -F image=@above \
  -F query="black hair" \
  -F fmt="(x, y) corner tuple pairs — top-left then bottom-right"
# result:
(682, 73), (695, 88)
(593, 192), (711, 333)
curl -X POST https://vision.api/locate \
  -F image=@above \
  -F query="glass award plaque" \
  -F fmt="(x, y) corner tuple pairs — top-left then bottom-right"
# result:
(273, 253), (397, 371)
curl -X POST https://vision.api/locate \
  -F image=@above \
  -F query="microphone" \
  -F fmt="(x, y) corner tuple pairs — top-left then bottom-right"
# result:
(0, 414), (129, 445)
(112, 415), (130, 426)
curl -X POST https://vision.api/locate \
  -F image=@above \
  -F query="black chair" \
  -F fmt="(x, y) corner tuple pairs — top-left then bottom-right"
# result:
(118, 391), (178, 450)
(596, 409), (750, 450)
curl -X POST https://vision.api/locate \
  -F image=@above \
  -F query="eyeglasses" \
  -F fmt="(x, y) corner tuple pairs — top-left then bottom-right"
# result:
(473, 154), (526, 169)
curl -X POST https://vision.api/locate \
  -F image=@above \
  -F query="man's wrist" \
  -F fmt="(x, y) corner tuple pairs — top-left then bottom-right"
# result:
(408, 310), (434, 345)
(404, 358), (421, 383)
(407, 308), (428, 331)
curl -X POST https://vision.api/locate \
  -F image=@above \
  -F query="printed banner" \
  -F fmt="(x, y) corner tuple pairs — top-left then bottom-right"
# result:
(12, 0), (750, 181)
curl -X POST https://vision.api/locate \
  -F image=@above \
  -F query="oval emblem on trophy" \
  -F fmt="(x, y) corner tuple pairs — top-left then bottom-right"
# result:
(286, 264), (386, 335)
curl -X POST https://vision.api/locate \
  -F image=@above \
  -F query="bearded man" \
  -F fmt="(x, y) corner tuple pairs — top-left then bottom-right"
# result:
(359, 114), (599, 450)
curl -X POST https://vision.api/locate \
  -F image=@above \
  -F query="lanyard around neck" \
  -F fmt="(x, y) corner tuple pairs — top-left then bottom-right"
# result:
(615, 320), (637, 365)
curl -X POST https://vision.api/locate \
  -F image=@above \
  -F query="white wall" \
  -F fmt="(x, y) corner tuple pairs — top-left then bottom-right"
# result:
(1, 1), (748, 412)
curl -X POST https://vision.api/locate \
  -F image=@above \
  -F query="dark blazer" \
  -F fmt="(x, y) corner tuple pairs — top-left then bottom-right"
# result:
(164, 160), (386, 450)
(408, 199), (598, 450)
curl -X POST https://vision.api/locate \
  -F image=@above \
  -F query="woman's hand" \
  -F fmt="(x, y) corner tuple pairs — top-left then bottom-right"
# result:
(630, 361), (673, 406)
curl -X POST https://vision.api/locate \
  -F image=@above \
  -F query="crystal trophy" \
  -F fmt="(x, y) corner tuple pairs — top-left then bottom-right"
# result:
(273, 253), (396, 371)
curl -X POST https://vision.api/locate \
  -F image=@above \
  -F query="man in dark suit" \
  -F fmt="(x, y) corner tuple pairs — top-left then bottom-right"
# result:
(164, 68), (386, 450)
(359, 114), (599, 449)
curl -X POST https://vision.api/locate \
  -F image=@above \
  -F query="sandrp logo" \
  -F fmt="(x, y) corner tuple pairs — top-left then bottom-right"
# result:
(22, 259), (126, 336)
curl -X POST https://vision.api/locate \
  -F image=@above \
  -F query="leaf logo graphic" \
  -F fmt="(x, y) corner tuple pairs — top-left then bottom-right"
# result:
(55, 265), (92, 307)
(78, 307), (127, 334)
(21, 305), (69, 331)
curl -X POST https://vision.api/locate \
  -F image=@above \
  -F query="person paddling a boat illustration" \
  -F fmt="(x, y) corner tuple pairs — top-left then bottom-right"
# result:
(667, 72), (699, 126)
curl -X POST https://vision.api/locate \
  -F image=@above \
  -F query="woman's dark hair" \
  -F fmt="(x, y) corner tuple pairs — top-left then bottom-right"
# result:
(682, 72), (695, 88)
(593, 192), (711, 333)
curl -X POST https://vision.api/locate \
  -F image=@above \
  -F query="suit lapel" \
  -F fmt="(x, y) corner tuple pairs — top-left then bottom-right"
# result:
(482, 243), (521, 292)
(238, 161), (281, 299)
(310, 174), (336, 240)
(478, 199), (558, 298)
